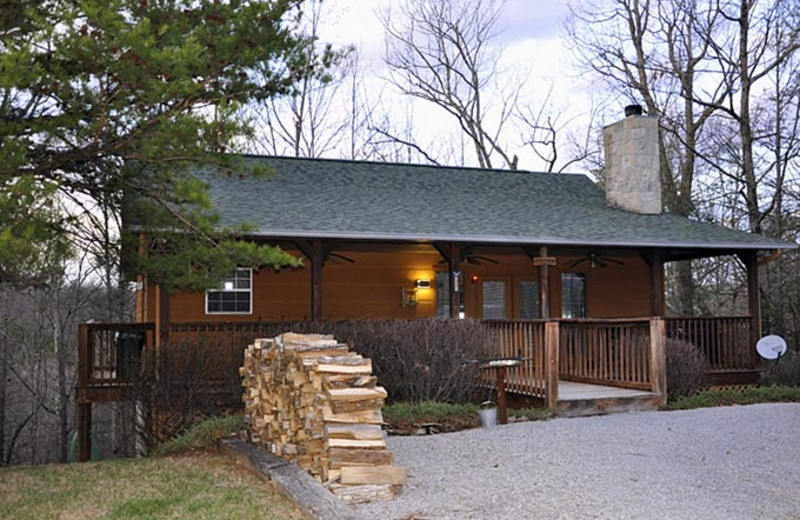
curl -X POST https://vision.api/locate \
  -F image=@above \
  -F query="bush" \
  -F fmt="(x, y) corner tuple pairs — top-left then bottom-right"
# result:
(136, 319), (489, 445)
(152, 415), (246, 456)
(313, 319), (489, 404)
(665, 386), (800, 410)
(122, 340), (244, 448)
(762, 350), (800, 387)
(666, 338), (709, 401)
(229, 319), (489, 403)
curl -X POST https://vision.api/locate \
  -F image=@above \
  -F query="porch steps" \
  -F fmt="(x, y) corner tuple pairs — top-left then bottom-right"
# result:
(556, 395), (662, 418)
(555, 381), (662, 418)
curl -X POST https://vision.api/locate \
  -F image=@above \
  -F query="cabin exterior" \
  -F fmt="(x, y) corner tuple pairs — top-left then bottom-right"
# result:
(76, 109), (795, 461)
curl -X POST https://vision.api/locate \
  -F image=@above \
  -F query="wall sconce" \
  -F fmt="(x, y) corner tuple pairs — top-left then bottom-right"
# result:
(415, 279), (431, 289)
(401, 287), (417, 307)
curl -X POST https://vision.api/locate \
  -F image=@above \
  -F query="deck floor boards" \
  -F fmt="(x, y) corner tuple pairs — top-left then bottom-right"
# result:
(557, 381), (655, 401)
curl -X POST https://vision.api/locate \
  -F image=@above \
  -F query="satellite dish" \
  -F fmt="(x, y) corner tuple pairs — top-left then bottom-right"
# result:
(756, 335), (788, 360)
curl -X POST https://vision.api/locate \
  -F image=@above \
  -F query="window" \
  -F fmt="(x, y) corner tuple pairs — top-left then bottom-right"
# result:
(435, 272), (450, 318)
(519, 280), (540, 319)
(561, 273), (586, 318)
(482, 280), (506, 319)
(206, 268), (252, 314)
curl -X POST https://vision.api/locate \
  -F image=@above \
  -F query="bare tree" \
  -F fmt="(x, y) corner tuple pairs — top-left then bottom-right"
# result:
(246, 0), (351, 158)
(568, 0), (739, 315)
(567, 0), (800, 324)
(381, 0), (522, 169)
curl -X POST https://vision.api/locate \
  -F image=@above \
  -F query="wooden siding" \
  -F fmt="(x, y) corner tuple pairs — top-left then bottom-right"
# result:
(141, 244), (653, 323)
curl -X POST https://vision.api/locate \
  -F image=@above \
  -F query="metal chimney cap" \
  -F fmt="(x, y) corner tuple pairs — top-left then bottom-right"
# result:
(625, 104), (643, 117)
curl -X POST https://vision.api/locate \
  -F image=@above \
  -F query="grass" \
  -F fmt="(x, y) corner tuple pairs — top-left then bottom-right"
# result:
(383, 401), (553, 434)
(664, 385), (800, 411)
(0, 453), (303, 520)
(508, 407), (555, 422)
(383, 401), (480, 433)
(152, 415), (246, 457)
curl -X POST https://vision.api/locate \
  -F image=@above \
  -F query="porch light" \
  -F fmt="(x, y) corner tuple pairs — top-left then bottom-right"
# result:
(471, 275), (479, 284)
(415, 279), (431, 289)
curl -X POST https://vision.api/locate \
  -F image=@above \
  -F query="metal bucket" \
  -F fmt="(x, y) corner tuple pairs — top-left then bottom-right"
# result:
(478, 407), (497, 428)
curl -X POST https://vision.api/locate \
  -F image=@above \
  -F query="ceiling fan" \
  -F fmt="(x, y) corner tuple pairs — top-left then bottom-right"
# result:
(566, 251), (625, 269)
(436, 253), (499, 267)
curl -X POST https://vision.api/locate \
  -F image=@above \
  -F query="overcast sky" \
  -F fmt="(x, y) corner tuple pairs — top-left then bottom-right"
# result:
(308, 0), (609, 173)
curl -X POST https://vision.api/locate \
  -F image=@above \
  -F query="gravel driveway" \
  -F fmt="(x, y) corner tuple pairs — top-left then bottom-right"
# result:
(353, 403), (800, 520)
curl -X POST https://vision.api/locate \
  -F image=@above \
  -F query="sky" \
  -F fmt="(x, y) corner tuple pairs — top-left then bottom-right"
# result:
(305, 0), (610, 173)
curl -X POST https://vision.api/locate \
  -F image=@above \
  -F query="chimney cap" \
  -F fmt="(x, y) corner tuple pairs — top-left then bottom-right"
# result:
(625, 104), (643, 117)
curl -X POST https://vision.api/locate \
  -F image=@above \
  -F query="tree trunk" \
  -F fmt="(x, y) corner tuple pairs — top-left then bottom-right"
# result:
(0, 324), (7, 467)
(55, 319), (69, 463)
(676, 261), (696, 315)
(737, 0), (761, 233)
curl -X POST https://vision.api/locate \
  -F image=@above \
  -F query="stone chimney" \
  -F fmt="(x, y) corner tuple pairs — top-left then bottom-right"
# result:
(602, 105), (662, 214)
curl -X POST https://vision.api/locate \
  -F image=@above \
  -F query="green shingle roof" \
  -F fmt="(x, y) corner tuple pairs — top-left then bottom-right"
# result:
(195, 155), (793, 251)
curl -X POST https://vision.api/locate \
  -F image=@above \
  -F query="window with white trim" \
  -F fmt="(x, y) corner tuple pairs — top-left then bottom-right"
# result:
(206, 268), (252, 314)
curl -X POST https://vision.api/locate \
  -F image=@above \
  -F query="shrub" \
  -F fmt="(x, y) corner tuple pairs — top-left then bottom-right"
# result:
(123, 340), (244, 447)
(319, 319), (489, 404)
(762, 350), (800, 387)
(666, 338), (709, 401)
(665, 386), (800, 410)
(152, 415), (246, 456)
(219, 319), (489, 403)
(134, 319), (489, 445)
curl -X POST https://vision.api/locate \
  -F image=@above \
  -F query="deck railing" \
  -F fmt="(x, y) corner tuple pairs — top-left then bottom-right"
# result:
(559, 319), (653, 391)
(77, 322), (155, 389)
(484, 320), (548, 398)
(664, 316), (756, 371)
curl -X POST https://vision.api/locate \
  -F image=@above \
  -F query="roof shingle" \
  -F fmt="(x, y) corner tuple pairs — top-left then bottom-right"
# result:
(194, 155), (793, 251)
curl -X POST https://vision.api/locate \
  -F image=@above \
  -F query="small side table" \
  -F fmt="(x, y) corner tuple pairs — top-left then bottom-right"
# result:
(478, 358), (522, 424)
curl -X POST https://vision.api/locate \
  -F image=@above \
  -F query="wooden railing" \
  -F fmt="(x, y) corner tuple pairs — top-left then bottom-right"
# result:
(484, 320), (548, 398)
(665, 316), (756, 371)
(77, 322), (155, 388)
(559, 319), (653, 391)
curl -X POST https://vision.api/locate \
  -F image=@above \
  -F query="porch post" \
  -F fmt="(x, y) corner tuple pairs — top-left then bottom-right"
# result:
(649, 250), (665, 317)
(544, 321), (559, 409)
(158, 285), (170, 346)
(640, 250), (665, 317)
(310, 240), (324, 321)
(449, 243), (461, 319)
(296, 240), (334, 321)
(539, 246), (550, 319)
(76, 402), (92, 462)
(741, 251), (762, 351)
(649, 317), (667, 404)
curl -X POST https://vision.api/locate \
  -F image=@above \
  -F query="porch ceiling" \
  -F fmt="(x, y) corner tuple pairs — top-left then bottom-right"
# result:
(168, 155), (795, 254)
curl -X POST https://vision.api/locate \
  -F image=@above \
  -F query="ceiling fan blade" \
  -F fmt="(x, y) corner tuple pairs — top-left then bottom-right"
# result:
(605, 257), (626, 266)
(566, 258), (586, 268)
(328, 253), (356, 263)
(472, 255), (499, 265)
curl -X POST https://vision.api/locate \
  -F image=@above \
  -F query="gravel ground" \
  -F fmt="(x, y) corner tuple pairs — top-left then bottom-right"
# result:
(353, 403), (800, 520)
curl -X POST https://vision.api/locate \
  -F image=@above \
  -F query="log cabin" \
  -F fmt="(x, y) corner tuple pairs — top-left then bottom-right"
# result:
(75, 107), (796, 460)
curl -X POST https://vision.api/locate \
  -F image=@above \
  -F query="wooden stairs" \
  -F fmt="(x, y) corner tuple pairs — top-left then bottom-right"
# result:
(555, 381), (663, 418)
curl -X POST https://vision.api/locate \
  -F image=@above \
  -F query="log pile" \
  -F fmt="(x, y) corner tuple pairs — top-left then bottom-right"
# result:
(240, 332), (406, 503)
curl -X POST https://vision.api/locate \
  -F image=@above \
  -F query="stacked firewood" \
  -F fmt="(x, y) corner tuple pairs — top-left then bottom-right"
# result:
(240, 332), (406, 503)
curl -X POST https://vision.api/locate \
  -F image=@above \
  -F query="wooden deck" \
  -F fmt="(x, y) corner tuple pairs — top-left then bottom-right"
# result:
(558, 381), (655, 401)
